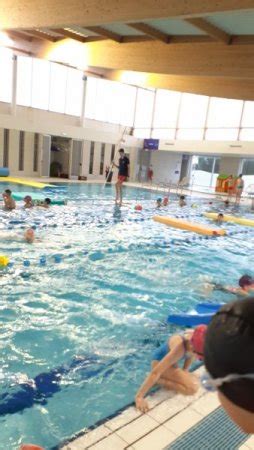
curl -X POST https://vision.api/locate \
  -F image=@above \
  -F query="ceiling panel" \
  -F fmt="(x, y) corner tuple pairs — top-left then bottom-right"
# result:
(102, 23), (144, 36)
(207, 11), (254, 34)
(143, 18), (206, 35)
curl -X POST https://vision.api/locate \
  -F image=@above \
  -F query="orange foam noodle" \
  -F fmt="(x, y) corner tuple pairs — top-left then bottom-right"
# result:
(153, 216), (226, 236)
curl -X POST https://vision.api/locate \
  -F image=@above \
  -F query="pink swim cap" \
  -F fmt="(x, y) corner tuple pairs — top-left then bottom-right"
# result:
(20, 445), (45, 450)
(191, 325), (207, 360)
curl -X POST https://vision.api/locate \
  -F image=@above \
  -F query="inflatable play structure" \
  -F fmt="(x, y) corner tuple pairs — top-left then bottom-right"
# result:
(215, 174), (237, 194)
(153, 215), (226, 236)
(167, 302), (223, 327)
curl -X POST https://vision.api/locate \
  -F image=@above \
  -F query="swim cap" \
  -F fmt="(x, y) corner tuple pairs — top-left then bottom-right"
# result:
(239, 274), (254, 288)
(157, 198), (162, 202)
(191, 325), (207, 360)
(204, 298), (254, 412)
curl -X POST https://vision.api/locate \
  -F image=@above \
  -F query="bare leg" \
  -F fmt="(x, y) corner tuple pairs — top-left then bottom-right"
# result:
(152, 362), (199, 396)
(115, 181), (120, 204)
(119, 184), (123, 206)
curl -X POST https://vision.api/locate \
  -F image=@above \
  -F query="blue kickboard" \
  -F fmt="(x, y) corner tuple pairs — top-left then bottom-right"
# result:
(167, 312), (214, 327)
(195, 303), (224, 314)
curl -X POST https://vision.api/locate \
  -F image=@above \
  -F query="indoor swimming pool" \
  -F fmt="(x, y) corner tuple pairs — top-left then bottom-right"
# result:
(0, 183), (254, 449)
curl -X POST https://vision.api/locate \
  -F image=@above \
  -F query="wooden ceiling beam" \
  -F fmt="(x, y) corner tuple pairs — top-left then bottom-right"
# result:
(85, 26), (123, 43)
(185, 18), (231, 44)
(52, 28), (87, 42)
(128, 22), (170, 43)
(2, 0), (254, 30)
(73, 40), (254, 78)
(5, 30), (34, 42)
(24, 29), (60, 42)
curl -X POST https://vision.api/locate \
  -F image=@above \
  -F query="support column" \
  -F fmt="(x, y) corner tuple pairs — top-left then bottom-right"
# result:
(79, 75), (87, 127)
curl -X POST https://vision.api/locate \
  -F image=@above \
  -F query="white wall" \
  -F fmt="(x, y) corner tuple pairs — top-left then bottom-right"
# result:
(158, 139), (254, 157)
(150, 151), (182, 184)
(0, 128), (4, 166)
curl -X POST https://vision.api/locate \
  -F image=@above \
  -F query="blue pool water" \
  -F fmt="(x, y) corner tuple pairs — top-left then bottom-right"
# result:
(0, 183), (254, 449)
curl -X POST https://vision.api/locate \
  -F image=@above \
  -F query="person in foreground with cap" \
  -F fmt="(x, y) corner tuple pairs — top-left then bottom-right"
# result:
(204, 298), (254, 433)
(135, 325), (207, 413)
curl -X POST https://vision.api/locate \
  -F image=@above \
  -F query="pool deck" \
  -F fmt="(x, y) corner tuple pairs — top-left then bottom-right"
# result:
(60, 366), (252, 450)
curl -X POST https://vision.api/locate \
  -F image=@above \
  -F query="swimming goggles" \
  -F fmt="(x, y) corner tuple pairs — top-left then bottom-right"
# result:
(201, 372), (254, 392)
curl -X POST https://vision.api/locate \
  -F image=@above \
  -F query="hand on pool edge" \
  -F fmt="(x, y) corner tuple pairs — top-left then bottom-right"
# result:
(135, 396), (149, 413)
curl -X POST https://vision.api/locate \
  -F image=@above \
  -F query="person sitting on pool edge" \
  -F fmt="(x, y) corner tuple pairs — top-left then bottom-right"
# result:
(2, 189), (16, 210)
(135, 325), (207, 413)
(179, 195), (186, 207)
(204, 298), (254, 433)
(23, 195), (33, 208)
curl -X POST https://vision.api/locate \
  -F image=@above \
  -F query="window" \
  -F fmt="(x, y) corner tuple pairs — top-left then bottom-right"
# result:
(151, 129), (176, 139)
(111, 144), (115, 163)
(17, 56), (32, 107)
(239, 129), (254, 141)
(133, 128), (151, 138)
(89, 141), (95, 174)
(241, 102), (254, 128)
(65, 67), (84, 116)
(31, 58), (50, 110)
(19, 131), (25, 171)
(153, 90), (181, 128)
(3, 129), (9, 167)
(191, 156), (220, 189)
(241, 159), (254, 187)
(0, 48), (13, 103)
(33, 133), (39, 172)
(49, 62), (67, 113)
(205, 128), (238, 141)
(207, 97), (243, 128)
(177, 129), (204, 140)
(178, 93), (208, 128)
(100, 144), (105, 175)
(134, 88), (155, 128)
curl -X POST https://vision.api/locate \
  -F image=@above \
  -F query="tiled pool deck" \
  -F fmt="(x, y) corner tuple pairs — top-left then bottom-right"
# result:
(60, 367), (253, 450)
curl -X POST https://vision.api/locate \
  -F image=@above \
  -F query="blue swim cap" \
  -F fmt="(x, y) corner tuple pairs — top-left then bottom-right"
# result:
(157, 198), (162, 202)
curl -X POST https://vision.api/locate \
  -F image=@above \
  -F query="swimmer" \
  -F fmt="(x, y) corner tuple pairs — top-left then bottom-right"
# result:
(37, 198), (51, 208)
(135, 325), (207, 413)
(163, 197), (169, 206)
(24, 228), (35, 243)
(210, 274), (254, 298)
(179, 195), (186, 207)
(23, 195), (33, 209)
(2, 189), (16, 210)
(204, 298), (254, 433)
(224, 200), (230, 207)
(156, 198), (162, 208)
(216, 213), (224, 223)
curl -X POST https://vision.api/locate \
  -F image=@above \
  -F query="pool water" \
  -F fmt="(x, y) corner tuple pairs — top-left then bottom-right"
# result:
(0, 183), (254, 450)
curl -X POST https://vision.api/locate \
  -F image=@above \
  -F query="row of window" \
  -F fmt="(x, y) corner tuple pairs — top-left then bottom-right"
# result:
(3, 129), (39, 172)
(88, 142), (115, 175)
(1, 48), (254, 138)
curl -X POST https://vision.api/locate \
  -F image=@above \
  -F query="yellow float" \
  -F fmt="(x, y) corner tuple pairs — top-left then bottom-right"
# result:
(204, 212), (254, 227)
(0, 256), (9, 266)
(153, 216), (226, 236)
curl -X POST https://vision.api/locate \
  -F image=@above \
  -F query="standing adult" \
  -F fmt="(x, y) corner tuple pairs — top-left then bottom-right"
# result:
(113, 149), (129, 206)
(236, 174), (244, 205)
